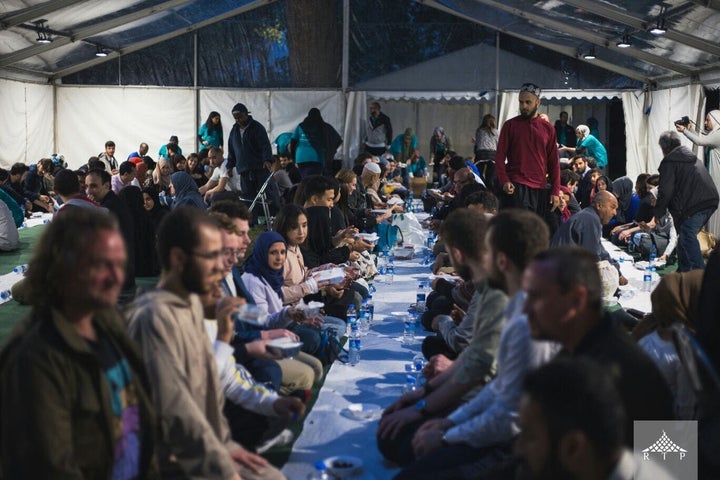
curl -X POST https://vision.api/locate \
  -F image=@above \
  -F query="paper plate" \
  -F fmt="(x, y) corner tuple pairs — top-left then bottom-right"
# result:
(324, 455), (363, 478)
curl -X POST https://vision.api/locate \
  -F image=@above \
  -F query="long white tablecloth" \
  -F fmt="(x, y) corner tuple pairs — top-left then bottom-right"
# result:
(282, 257), (431, 480)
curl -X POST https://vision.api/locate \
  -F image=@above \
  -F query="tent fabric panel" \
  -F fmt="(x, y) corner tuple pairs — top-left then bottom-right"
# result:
(0, 78), (53, 168)
(56, 86), (195, 169)
(268, 91), (345, 149)
(343, 91), (367, 168)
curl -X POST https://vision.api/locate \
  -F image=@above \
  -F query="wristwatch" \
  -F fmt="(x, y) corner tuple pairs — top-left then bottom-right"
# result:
(414, 399), (430, 416)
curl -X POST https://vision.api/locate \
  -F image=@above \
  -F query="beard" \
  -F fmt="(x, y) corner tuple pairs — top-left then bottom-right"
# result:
(486, 264), (507, 292)
(181, 256), (209, 294)
(520, 106), (538, 119)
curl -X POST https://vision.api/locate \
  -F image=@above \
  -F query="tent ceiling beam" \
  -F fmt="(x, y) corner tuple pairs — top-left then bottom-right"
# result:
(0, 0), (197, 68)
(50, 0), (277, 81)
(561, 0), (720, 58)
(470, 0), (692, 76)
(416, 0), (651, 84)
(0, 0), (88, 31)
(686, 0), (720, 11)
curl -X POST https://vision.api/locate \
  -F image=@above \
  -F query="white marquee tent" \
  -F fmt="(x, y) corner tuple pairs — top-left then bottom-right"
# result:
(1, 0), (719, 182)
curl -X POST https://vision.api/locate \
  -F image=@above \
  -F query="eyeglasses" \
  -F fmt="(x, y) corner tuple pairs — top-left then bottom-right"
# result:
(191, 250), (223, 260)
(222, 248), (243, 259)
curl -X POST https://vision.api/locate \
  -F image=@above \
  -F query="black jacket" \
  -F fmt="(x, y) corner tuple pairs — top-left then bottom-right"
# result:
(654, 145), (719, 225)
(227, 117), (273, 173)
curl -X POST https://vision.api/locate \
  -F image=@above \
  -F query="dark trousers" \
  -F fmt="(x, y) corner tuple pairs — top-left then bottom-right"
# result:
(500, 183), (556, 229)
(422, 335), (459, 360)
(223, 401), (287, 452)
(393, 442), (514, 480)
(298, 162), (324, 178)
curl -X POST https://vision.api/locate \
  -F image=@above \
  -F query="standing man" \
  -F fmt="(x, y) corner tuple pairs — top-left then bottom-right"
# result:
(126, 207), (284, 480)
(0, 209), (157, 478)
(364, 101), (393, 156)
(98, 140), (119, 174)
(226, 103), (280, 218)
(494, 83), (560, 217)
(654, 130), (719, 271)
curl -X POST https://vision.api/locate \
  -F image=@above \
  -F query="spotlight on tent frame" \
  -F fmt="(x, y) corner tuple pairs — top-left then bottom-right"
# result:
(616, 34), (632, 48)
(33, 19), (53, 44)
(583, 47), (596, 60)
(649, 7), (667, 35)
(95, 46), (110, 57)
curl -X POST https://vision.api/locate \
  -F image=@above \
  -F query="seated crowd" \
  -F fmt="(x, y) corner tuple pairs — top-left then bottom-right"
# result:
(1, 104), (719, 480)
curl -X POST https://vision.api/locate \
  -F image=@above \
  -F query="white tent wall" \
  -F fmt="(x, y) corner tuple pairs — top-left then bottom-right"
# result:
(372, 99), (494, 160)
(56, 86), (196, 168)
(199, 89), (346, 154)
(646, 84), (705, 172)
(343, 91), (367, 166)
(0, 78), (54, 168)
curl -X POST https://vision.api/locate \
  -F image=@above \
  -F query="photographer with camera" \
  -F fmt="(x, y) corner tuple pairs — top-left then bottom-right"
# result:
(676, 110), (720, 237)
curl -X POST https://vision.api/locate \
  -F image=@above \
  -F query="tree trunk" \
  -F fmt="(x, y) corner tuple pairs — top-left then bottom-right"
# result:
(285, 0), (341, 87)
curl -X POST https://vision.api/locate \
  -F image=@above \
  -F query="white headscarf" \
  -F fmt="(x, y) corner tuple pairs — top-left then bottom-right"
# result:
(707, 110), (720, 132)
(576, 124), (590, 140)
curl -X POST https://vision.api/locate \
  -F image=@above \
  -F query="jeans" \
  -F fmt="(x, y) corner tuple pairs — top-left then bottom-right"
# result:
(676, 207), (715, 272)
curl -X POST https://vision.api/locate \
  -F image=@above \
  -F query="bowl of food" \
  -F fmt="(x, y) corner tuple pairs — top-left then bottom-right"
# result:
(324, 455), (363, 478)
(266, 337), (303, 359)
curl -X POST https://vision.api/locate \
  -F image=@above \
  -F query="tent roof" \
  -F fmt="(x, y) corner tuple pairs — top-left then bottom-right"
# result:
(1, 0), (719, 87)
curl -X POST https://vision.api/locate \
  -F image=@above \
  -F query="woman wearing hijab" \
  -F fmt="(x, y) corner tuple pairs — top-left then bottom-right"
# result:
(169, 171), (206, 210)
(120, 185), (160, 277)
(678, 110), (720, 237)
(142, 186), (169, 229)
(290, 108), (343, 178)
(241, 231), (324, 361)
(152, 156), (173, 194)
(560, 125), (608, 174)
(389, 128), (418, 165)
(611, 176), (635, 224)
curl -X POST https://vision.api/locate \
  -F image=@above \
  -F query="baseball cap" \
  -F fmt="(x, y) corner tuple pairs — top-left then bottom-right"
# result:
(232, 103), (250, 115)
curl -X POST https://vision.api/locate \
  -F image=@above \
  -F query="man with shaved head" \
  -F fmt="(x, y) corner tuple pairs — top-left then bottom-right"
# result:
(551, 190), (627, 284)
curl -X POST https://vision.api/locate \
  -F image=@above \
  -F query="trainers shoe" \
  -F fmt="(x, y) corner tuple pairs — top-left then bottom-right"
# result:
(256, 428), (295, 454)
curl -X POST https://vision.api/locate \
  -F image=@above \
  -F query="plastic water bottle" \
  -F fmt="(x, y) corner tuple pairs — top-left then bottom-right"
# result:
(12, 264), (28, 274)
(386, 263), (395, 284)
(366, 294), (375, 323)
(402, 374), (417, 394)
(307, 460), (330, 480)
(0, 290), (12, 301)
(349, 324), (361, 366)
(413, 353), (426, 373)
(377, 252), (387, 279)
(346, 303), (357, 336)
(649, 244), (657, 265)
(643, 266), (653, 292)
(359, 299), (370, 335)
(407, 191), (414, 212)
(416, 281), (427, 313)
(402, 315), (415, 345)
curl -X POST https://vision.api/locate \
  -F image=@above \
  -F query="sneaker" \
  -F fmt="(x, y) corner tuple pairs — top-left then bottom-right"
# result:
(256, 428), (295, 454)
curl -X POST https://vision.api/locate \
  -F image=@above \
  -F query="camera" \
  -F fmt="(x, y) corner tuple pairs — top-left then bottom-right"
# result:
(674, 116), (691, 127)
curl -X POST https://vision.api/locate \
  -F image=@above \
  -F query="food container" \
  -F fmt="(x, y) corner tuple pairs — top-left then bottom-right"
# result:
(266, 337), (303, 359)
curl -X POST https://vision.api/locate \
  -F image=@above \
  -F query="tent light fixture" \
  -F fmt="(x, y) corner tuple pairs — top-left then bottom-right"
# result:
(95, 46), (110, 57)
(583, 47), (596, 60)
(33, 19), (53, 44)
(616, 34), (632, 48)
(650, 7), (667, 35)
